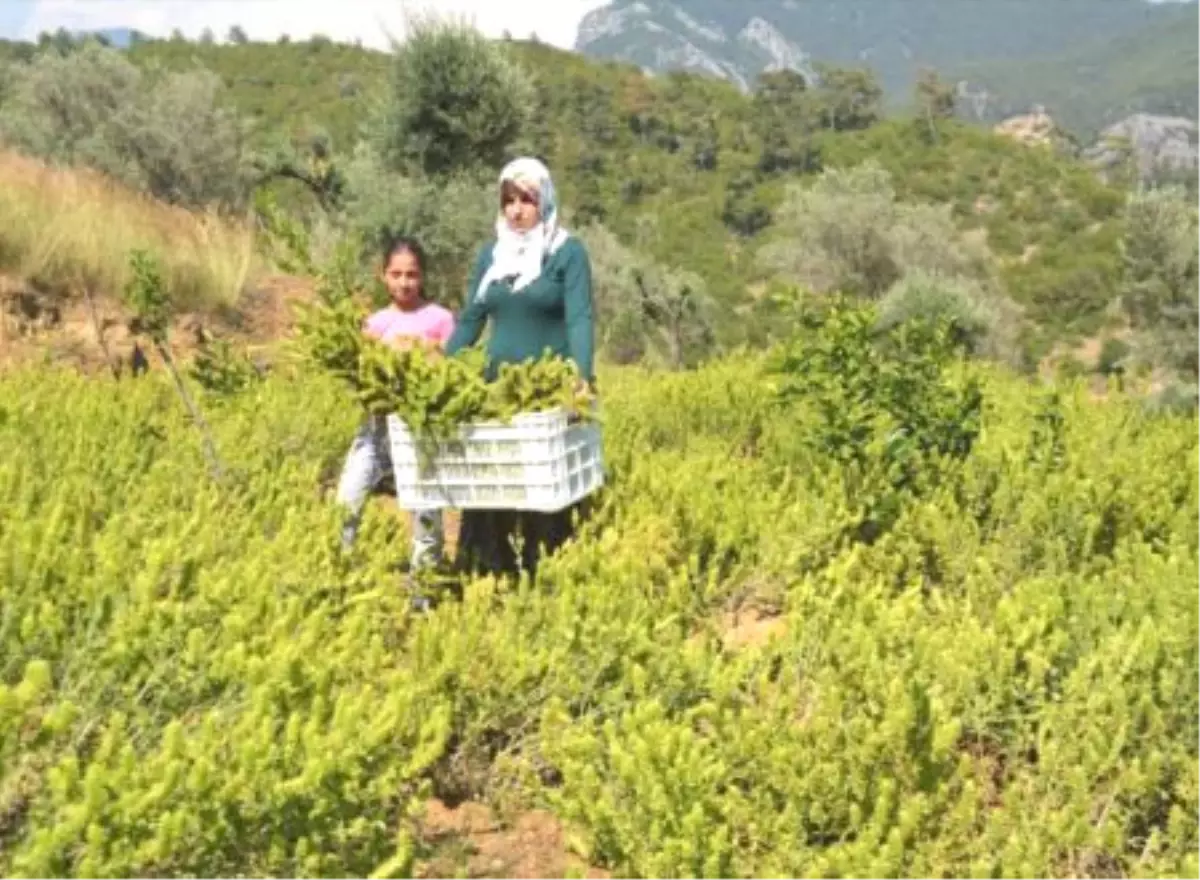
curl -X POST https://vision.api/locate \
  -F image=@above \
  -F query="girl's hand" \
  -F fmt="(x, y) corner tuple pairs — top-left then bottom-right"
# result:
(388, 335), (416, 351)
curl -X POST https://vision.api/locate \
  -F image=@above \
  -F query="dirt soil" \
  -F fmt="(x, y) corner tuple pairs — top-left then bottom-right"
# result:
(0, 272), (314, 373)
(718, 605), (787, 651)
(416, 798), (609, 879)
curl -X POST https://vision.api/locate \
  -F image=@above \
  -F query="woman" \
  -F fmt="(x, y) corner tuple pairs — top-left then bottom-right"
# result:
(444, 156), (597, 579)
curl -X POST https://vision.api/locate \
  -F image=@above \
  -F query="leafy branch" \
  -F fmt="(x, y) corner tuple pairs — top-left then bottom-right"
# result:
(122, 248), (226, 482)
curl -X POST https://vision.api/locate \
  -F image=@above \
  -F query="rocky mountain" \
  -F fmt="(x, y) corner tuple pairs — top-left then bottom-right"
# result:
(1084, 113), (1199, 181)
(575, 0), (1198, 136)
(575, 2), (813, 91)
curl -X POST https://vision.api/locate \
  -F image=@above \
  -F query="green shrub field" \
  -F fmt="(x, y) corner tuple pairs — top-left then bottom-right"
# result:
(2, 302), (1195, 877)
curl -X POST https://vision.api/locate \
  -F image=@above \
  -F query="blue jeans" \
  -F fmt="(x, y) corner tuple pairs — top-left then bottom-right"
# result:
(335, 415), (444, 567)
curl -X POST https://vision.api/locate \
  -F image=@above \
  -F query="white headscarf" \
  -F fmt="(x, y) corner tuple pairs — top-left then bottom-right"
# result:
(473, 157), (570, 302)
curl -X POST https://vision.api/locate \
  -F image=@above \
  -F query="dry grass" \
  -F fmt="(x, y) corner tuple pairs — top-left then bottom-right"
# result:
(0, 150), (259, 311)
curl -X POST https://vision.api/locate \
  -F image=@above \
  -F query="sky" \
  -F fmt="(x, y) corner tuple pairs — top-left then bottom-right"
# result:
(0, 0), (609, 51)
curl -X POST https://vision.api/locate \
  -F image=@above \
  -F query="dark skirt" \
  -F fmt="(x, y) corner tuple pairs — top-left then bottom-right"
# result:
(454, 501), (589, 580)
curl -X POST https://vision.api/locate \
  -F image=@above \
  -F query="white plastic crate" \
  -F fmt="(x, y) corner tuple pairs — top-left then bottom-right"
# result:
(386, 407), (605, 511)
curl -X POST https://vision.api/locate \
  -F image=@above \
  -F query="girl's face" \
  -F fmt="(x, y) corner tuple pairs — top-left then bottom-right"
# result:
(502, 180), (540, 233)
(382, 249), (423, 309)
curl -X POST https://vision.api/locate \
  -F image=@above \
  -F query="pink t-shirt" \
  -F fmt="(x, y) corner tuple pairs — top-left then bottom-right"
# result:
(364, 302), (456, 347)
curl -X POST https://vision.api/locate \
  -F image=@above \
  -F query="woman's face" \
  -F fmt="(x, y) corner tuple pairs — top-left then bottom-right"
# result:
(382, 249), (423, 309)
(502, 179), (540, 233)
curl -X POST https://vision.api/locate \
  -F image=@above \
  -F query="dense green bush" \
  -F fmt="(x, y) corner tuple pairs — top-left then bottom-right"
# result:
(0, 42), (251, 210)
(757, 161), (991, 299)
(876, 270), (1022, 365)
(1119, 184), (1199, 382)
(578, 222), (717, 369)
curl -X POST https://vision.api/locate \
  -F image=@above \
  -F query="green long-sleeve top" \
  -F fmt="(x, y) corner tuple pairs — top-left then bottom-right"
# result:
(444, 235), (596, 383)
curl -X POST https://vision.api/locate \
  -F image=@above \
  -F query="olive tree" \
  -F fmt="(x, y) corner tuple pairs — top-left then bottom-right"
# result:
(577, 223), (717, 369)
(757, 160), (991, 299)
(1120, 185), (1198, 381)
(365, 13), (535, 181)
(0, 41), (251, 210)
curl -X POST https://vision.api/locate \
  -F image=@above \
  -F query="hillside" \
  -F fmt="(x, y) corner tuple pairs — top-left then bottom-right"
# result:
(100, 38), (1142, 348)
(955, 0), (1200, 138)
(123, 36), (390, 151)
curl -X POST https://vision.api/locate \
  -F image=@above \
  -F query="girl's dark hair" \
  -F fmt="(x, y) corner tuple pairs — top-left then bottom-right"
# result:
(380, 234), (427, 273)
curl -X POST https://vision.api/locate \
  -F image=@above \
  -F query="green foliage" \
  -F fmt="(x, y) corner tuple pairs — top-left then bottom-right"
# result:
(1097, 337), (1132, 378)
(367, 16), (535, 181)
(251, 129), (347, 213)
(120, 248), (226, 481)
(2, 335), (1195, 877)
(767, 297), (984, 542)
(125, 37), (389, 152)
(295, 295), (588, 424)
(121, 249), (172, 342)
(808, 62), (885, 133)
(876, 270), (1022, 366)
(0, 42), (250, 210)
(188, 337), (264, 398)
(1119, 184), (1199, 382)
(579, 223), (717, 368)
(758, 160), (990, 300)
(254, 190), (371, 308)
(821, 120), (1130, 342)
(338, 149), (493, 307)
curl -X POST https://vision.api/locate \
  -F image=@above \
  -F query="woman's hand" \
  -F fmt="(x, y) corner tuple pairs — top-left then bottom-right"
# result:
(573, 377), (596, 402)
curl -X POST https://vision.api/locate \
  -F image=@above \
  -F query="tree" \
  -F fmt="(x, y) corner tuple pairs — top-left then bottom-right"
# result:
(753, 69), (810, 115)
(253, 128), (347, 213)
(752, 69), (821, 175)
(0, 42), (251, 211)
(875, 270), (1022, 365)
(578, 224), (717, 368)
(340, 144), (494, 306)
(913, 67), (957, 143)
(809, 63), (883, 132)
(757, 161), (991, 299)
(36, 27), (114, 54)
(1120, 185), (1199, 380)
(227, 25), (249, 44)
(721, 172), (772, 238)
(368, 14), (534, 180)
(915, 68), (956, 119)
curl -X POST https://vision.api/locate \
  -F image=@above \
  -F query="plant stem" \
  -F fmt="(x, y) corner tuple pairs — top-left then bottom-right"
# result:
(82, 286), (120, 379)
(153, 337), (225, 482)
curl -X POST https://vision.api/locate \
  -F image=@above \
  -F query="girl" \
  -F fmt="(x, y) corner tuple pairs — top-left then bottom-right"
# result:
(444, 156), (597, 579)
(335, 235), (455, 569)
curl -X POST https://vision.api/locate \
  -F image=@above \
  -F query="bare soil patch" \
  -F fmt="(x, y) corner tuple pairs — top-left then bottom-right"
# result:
(0, 272), (315, 374)
(416, 798), (609, 879)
